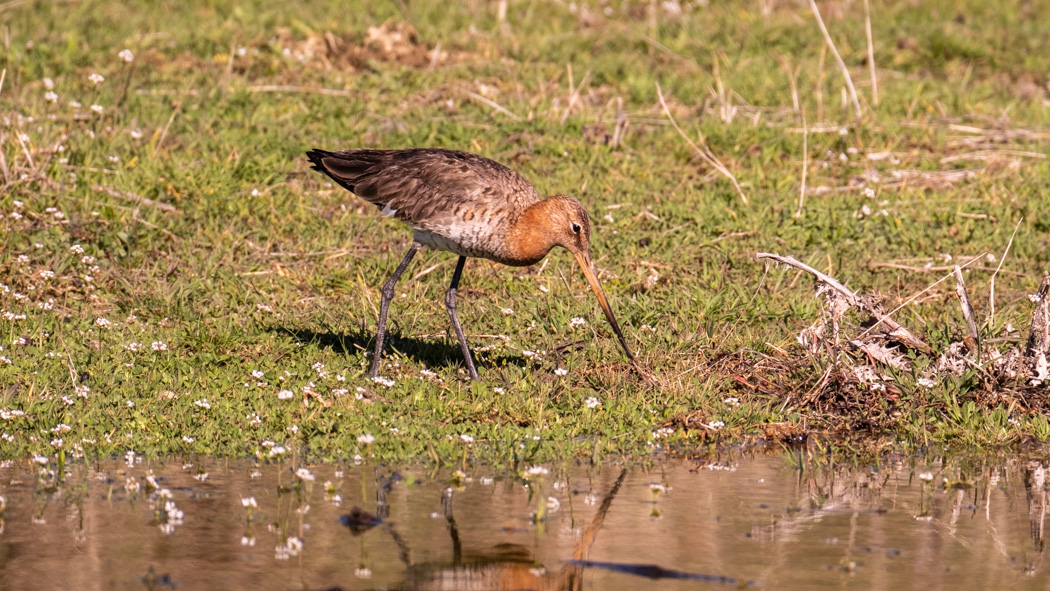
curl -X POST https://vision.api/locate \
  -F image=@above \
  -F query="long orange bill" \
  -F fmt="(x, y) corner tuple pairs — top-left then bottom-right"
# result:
(573, 252), (636, 363)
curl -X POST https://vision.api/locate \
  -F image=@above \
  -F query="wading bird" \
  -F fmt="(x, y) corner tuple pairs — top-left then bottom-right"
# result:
(306, 148), (635, 380)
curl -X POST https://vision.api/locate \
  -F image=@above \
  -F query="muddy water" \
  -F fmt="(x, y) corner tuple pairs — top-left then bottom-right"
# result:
(1, 452), (1049, 590)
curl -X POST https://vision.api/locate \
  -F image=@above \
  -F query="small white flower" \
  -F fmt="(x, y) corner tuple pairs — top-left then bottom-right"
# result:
(494, 386), (505, 395)
(70, 244), (84, 254)
(862, 187), (876, 199)
(917, 377), (936, 389)
(250, 188), (262, 197)
(242, 496), (257, 508)
(707, 420), (725, 430)
(584, 396), (601, 409)
(277, 389), (293, 400)
(194, 399), (211, 410)
(251, 369), (264, 379)
(95, 317), (112, 329)
(43, 77), (55, 90)
(39, 269), (55, 279)
(151, 341), (168, 351)
(554, 367), (568, 376)
(526, 466), (549, 476)
(500, 307), (514, 315)
(355, 568), (372, 579)
(460, 434), (474, 443)
(50, 438), (64, 449)
(570, 317), (586, 328)
(44, 91), (58, 103)
(130, 129), (143, 139)
(90, 104), (103, 115)
(372, 376), (395, 387)
(357, 433), (375, 445)
(118, 49), (134, 63)
(127, 400), (135, 408)
(68, 100), (82, 109)
(182, 436), (195, 443)
(89, 73), (105, 85)
(651, 427), (674, 439)
(723, 397), (740, 406)
(295, 467), (315, 481)
(918, 471), (934, 482)
(539, 284), (549, 293)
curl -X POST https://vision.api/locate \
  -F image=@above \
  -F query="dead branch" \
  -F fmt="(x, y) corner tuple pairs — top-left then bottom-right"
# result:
(757, 252), (930, 352)
(1026, 273), (1050, 358)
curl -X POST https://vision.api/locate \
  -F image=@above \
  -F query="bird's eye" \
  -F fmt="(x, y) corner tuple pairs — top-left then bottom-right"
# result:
(571, 222), (582, 234)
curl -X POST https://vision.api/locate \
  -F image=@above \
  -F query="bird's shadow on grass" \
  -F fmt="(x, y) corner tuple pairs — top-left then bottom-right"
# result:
(269, 326), (529, 373)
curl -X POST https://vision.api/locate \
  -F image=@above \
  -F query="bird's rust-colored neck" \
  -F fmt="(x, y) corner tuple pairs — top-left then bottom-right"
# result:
(503, 199), (560, 267)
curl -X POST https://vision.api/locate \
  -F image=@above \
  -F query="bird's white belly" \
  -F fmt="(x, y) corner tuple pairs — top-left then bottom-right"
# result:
(413, 227), (490, 258)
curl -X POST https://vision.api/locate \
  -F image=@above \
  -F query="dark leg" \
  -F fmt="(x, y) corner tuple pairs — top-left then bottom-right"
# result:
(445, 256), (479, 380)
(370, 242), (421, 379)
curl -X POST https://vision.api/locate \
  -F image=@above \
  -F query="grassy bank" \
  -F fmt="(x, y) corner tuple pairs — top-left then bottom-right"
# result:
(1, 0), (1049, 464)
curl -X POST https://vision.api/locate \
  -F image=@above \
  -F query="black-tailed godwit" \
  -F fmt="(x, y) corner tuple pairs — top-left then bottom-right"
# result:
(306, 148), (634, 380)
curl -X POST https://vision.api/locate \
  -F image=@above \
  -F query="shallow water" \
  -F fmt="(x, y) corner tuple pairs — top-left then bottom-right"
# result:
(2, 451), (1050, 590)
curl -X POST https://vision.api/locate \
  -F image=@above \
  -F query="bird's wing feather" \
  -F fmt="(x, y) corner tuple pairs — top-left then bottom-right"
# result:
(306, 148), (540, 226)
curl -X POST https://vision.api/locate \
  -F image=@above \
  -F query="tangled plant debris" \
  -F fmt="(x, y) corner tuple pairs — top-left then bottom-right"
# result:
(740, 253), (1050, 439)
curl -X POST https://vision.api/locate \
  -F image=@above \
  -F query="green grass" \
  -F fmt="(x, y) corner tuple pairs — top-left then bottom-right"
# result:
(1, 0), (1049, 464)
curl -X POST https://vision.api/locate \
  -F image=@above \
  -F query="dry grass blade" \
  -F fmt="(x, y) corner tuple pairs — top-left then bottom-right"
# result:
(989, 217), (1023, 323)
(460, 88), (521, 120)
(863, 0), (878, 107)
(939, 150), (1047, 164)
(807, 0), (862, 119)
(655, 83), (748, 205)
(793, 107), (809, 219)
(953, 266), (980, 352)
(93, 185), (179, 212)
(246, 85), (360, 97)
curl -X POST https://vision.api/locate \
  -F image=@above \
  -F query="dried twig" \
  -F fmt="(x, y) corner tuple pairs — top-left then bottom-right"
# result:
(807, 0), (862, 119)
(756, 252), (930, 351)
(655, 83), (748, 205)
